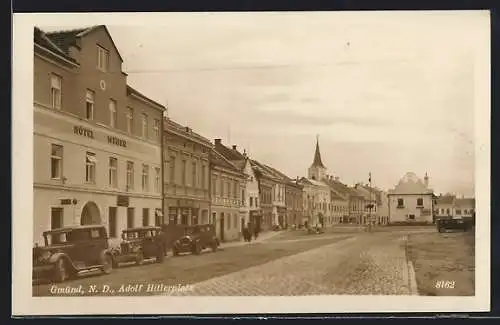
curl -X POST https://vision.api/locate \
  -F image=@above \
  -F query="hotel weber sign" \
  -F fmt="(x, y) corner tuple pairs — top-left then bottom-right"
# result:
(74, 125), (127, 148)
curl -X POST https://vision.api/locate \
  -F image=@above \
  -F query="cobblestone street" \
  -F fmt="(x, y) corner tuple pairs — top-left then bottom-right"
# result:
(169, 232), (417, 296)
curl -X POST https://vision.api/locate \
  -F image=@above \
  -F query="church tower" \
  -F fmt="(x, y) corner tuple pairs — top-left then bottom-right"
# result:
(308, 135), (327, 181)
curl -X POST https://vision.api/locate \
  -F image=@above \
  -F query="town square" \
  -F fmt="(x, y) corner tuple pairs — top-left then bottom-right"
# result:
(28, 12), (480, 301)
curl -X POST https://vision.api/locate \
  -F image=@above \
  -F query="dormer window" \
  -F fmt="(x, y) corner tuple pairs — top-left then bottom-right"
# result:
(97, 45), (109, 72)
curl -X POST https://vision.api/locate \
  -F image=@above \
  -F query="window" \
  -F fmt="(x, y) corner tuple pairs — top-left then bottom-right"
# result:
(212, 177), (217, 195)
(181, 160), (187, 185)
(108, 207), (117, 238)
(50, 144), (63, 179)
(97, 45), (109, 71)
(153, 119), (160, 139)
(255, 198), (258, 207)
(250, 197), (253, 207)
(85, 152), (96, 183)
(456, 209), (462, 215)
(241, 189), (245, 205)
(227, 213), (231, 229)
(446, 208), (450, 215)
(155, 209), (163, 226)
(408, 214), (415, 220)
(233, 215), (237, 229)
(417, 198), (423, 206)
(169, 156), (176, 184)
(397, 198), (404, 207)
(233, 181), (238, 198)
(201, 166), (206, 189)
(142, 208), (150, 226)
(126, 107), (134, 134)
(109, 99), (117, 128)
(85, 90), (94, 120)
(127, 208), (135, 228)
(109, 157), (117, 187)
(51, 207), (63, 229)
(142, 164), (149, 191)
(154, 167), (160, 193)
(50, 74), (62, 109)
(141, 113), (148, 139)
(220, 179), (224, 197)
(192, 162), (197, 188)
(126, 161), (134, 190)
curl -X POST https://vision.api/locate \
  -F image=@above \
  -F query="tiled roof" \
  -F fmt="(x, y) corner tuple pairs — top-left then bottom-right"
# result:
(250, 159), (279, 181)
(34, 27), (78, 63)
(214, 142), (246, 161)
(210, 149), (243, 174)
(126, 85), (165, 111)
(164, 118), (213, 147)
(330, 190), (346, 201)
(435, 195), (456, 205)
(45, 27), (89, 54)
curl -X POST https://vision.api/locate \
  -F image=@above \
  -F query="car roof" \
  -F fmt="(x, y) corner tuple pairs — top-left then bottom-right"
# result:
(43, 225), (105, 234)
(123, 226), (161, 232)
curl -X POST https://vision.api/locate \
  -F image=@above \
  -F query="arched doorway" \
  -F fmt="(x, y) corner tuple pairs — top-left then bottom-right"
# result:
(80, 201), (101, 225)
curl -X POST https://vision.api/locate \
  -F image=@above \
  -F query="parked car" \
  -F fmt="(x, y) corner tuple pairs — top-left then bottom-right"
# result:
(172, 224), (219, 256)
(32, 225), (114, 283)
(437, 218), (472, 232)
(111, 226), (165, 266)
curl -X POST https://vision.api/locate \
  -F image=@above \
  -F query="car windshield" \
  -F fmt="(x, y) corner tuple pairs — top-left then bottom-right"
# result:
(45, 232), (70, 245)
(124, 232), (139, 240)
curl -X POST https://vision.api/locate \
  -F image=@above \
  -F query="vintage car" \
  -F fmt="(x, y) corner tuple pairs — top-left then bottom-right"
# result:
(172, 224), (219, 256)
(32, 225), (114, 283)
(111, 226), (165, 266)
(437, 218), (472, 232)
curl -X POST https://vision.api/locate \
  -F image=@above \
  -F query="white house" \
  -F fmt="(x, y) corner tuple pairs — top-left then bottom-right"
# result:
(388, 172), (434, 223)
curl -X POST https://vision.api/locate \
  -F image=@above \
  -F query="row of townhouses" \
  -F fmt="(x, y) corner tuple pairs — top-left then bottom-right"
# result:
(33, 25), (474, 245)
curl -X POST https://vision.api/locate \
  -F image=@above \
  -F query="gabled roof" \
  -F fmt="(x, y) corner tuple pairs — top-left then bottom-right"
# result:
(34, 27), (78, 64)
(324, 178), (360, 199)
(388, 172), (433, 195)
(45, 25), (124, 62)
(250, 159), (279, 181)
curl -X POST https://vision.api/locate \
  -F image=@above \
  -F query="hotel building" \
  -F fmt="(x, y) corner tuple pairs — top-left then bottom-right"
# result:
(33, 26), (165, 245)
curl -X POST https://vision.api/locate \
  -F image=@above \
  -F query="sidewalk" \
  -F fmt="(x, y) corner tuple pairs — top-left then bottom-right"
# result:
(219, 230), (285, 249)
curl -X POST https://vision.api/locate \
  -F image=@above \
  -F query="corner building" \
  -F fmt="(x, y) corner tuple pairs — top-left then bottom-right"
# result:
(33, 26), (165, 246)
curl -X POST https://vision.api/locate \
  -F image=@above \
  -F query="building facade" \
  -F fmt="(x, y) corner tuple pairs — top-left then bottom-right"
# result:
(209, 149), (246, 242)
(251, 160), (276, 231)
(299, 177), (331, 227)
(163, 119), (211, 226)
(434, 194), (456, 219)
(388, 172), (434, 223)
(285, 180), (304, 228)
(213, 140), (262, 230)
(33, 26), (165, 246)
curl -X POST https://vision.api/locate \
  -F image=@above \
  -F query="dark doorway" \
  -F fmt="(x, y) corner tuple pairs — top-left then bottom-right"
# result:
(80, 201), (101, 225)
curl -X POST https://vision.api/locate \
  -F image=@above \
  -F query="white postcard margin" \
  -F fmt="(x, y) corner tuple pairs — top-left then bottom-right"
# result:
(12, 11), (491, 315)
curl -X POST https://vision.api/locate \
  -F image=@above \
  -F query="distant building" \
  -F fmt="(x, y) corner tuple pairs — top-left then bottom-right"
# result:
(434, 194), (456, 219)
(388, 172), (434, 223)
(298, 177), (331, 227)
(455, 197), (475, 219)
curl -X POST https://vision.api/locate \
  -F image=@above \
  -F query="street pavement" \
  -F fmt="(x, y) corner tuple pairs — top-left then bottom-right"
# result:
(168, 232), (418, 296)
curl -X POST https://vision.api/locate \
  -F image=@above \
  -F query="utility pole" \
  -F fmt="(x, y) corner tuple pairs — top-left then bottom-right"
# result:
(368, 172), (372, 232)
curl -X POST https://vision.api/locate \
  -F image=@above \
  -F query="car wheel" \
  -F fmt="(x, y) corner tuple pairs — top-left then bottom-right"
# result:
(211, 242), (218, 252)
(135, 251), (144, 266)
(101, 254), (113, 274)
(53, 258), (69, 283)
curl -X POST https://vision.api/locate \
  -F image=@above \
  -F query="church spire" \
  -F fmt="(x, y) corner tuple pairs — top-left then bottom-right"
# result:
(311, 134), (326, 168)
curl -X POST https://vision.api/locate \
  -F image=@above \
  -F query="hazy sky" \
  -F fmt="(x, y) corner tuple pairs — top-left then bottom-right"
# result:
(39, 11), (486, 197)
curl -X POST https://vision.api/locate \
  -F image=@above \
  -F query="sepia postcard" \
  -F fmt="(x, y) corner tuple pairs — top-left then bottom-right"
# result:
(12, 11), (491, 315)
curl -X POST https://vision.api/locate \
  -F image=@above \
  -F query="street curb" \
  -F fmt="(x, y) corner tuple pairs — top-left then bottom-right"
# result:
(404, 235), (419, 296)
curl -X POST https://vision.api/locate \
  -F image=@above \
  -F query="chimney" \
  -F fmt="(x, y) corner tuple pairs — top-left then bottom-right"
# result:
(424, 172), (429, 188)
(214, 139), (221, 145)
(185, 126), (190, 132)
(232, 145), (237, 150)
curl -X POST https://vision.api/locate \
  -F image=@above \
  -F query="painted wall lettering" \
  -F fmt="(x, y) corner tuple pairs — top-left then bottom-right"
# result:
(107, 136), (127, 148)
(73, 125), (94, 139)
